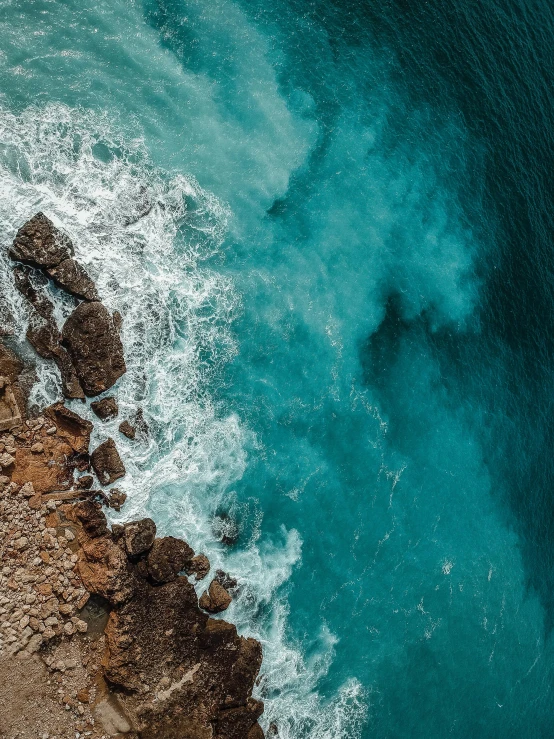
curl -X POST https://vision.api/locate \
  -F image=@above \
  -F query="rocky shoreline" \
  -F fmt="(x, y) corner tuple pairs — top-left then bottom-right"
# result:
(0, 215), (265, 739)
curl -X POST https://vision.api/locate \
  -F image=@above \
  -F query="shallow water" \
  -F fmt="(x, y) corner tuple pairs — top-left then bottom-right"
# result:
(1, 1), (554, 736)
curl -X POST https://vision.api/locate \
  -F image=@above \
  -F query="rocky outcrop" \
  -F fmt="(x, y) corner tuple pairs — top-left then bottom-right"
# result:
(90, 438), (125, 485)
(62, 302), (126, 396)
(74, 502), (264, 739)
(9, 212), (74, 267)
(91, 396), (118, 421)
(186, 553), (211, 581)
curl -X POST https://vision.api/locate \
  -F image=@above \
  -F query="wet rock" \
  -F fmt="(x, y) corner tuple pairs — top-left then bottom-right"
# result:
(46, 258), (98, 301)
(118, 420), (135, 439)
(91, 396), (118, 421)
(91, 438), (125, 485)
(0, 343), (23, 383)
(212, 512), (240, 546)
(123, 518), (156, 557)
(9, 212), (73, 268)
(62, 301), (126, 396)
(13, 266), (85, 399)
(199, 579), (232, 614)
(108, 488), (127, 511)
(214, 570), (238, 591)
(146, 537), (194, 584)
(73, 500), (109, 538)
(185, 553), (210, 581)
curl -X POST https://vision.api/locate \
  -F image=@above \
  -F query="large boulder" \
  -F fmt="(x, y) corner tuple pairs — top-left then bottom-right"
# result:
(47, 258), (99, 301)
(123, 518), (156, 557)
(9, 212), (73, 268)
(146, 537), (194, 583)
(62, 302), (126, 396)
(91, 438), (125, 485)
(199, 579), (232, 614)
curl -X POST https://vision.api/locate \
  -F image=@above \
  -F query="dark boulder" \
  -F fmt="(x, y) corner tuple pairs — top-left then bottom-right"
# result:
(146, 536), (194, 583)
(9, 212), (73, 268)
(123, 518), (157, 557)
(215, 569), (238, 591)
(91, 396), (118, 421)
(62, 301), (126, 396)
(199, 578), (232, 614)
(47, 258), (98, 301)
(91, 437), (125, 485)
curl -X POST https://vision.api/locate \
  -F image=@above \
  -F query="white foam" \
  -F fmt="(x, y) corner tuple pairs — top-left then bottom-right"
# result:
(0, 102), (366, 739)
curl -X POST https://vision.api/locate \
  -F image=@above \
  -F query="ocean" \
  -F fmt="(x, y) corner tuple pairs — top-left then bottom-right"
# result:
(1, 0), (554, 736)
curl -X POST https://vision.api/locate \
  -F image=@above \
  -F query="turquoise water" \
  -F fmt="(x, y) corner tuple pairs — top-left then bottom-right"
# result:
(1, 1), (554, 736)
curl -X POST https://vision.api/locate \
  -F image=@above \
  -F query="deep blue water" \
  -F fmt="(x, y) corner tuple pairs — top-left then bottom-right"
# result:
(1, 1), (554, 737)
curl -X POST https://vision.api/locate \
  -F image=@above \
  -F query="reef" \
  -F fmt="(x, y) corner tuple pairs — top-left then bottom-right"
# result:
(0, 214), (264, 739)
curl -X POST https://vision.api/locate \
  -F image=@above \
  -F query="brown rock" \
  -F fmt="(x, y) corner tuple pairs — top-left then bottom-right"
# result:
(185, 553), (210, 581)
(62, 301), (126, 396)
(146, 537), (194, 584)
(91, 438), (125, 485)
(123, 518), (156, 557)
(9, 212), (73, 268)
(0, 343), (23, 383)
(91, 396), (118, 421)
(108, 488), (127, 511)
(199, 579), (232, 614)
(76, 475), (94, 489)
(72, 500), (109, 538)
(47, 258), (99, 301)
(118, 420), (135, 439)
(13, 266), (84, 399)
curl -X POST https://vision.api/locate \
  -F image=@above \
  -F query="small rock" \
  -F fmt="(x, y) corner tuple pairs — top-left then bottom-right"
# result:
(90, 396), (118, 421)
(185, 553), (210, 581)
(108, 488), (127, 511)
(20, 482), (35, 497)
(31, 442), (44, 453)
(146, 537), (194, 584)
(90, 438), (126, 485)
(0, 452), (15, 468)
(118, 420), (135, 439)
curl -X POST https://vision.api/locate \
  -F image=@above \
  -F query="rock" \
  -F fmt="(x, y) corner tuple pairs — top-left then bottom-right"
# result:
(146, 537), (194, 584)
(0, 342), (23, 383)
(14, 266), (85, 399)
(46, 258), (98, 301)
(9, 213), (73, 268)
(0, 452), (15, 469)
(76, 475), (94, 490)
(62, 301), (126, 396)
(212, 512), (240, 546)
(199, 579), (232, 614)
(45, 402), (93, 454)
(91, 438), (125, 485)
(72, 500), (109, 538)
(31, 442), (44, 453)
(108, 488), (127, 511)
(91, 396), (118, 421)
(185, 553), (210, 581)
(19, 482), (35, 497)
(214, 570), (238, 591)
(118, 420), (135, 439)
(123, 518), (156, 557)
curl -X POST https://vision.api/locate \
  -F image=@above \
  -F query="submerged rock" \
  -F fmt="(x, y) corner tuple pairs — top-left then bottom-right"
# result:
(62, 302), (126, 396)
(199, 579), (233, 614)
(91, 396), (119, 421)
(9, 212), (73, 268)
(91, 438), (125, 485)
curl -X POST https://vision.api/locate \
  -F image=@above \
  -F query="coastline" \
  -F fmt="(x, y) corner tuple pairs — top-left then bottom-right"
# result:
(0, 214), (265, 739)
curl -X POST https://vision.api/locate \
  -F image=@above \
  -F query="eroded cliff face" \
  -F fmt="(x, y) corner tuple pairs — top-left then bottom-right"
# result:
(0, 214), (265, 739)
